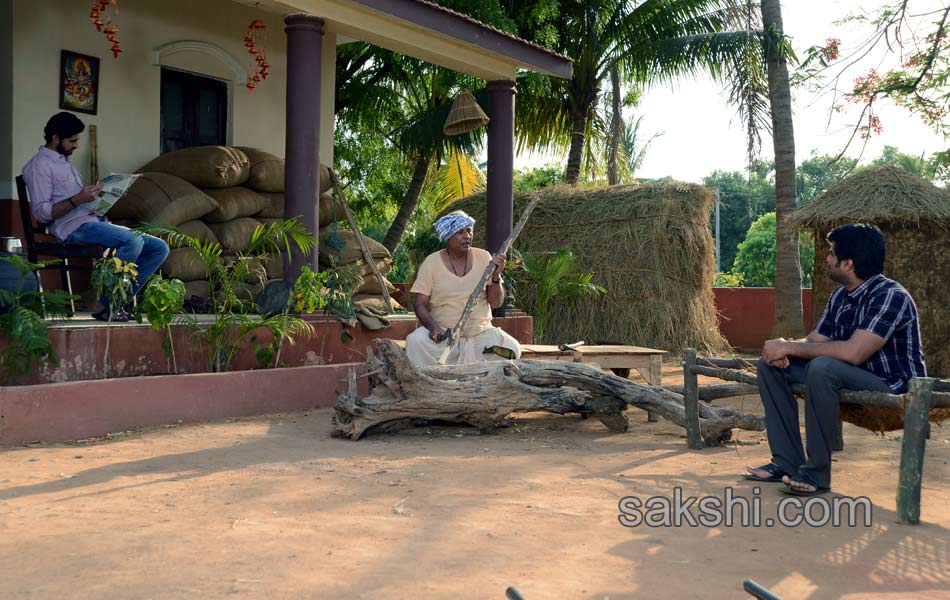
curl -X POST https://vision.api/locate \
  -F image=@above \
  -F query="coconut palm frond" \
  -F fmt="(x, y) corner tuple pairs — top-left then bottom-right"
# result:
(245, 216), (317, 259)
(429, 148), (486, 213)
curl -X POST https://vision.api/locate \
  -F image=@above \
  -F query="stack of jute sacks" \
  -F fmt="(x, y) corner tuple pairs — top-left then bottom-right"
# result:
(110, 145), (401, 311)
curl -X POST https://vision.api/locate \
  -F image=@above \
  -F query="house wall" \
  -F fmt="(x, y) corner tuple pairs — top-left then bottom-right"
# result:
(6, 0), (292, 197)
(0, 1), (13, 197)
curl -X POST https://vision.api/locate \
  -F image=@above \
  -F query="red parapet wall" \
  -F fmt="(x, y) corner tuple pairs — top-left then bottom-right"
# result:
(6, 313), (534, 385)
(0, 313), (534, 444)
(0, 363), (368, 445)
(713, 287), (813, 352)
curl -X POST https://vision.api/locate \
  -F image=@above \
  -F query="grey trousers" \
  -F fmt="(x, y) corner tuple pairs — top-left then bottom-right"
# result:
(756, 356), (892, 488)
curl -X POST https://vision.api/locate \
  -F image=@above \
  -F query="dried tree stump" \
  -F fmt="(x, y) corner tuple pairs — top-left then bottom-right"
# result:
(332, 340), (766, 444)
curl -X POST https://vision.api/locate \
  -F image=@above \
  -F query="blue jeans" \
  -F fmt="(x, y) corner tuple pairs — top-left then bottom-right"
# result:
(66, 220), (170, 300)
(756, 357), (893, 488)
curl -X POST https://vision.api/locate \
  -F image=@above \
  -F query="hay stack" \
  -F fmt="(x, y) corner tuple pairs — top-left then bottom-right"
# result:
(451, 183), (729, 353)
(793, 165), (950, 430)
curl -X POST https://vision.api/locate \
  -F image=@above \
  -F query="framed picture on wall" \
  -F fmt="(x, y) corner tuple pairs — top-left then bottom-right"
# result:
(59, 50), (100, 115)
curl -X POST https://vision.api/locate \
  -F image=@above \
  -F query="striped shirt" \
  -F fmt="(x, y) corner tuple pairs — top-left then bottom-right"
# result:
(22, 146), (99, 241)
(815, 274), (926, 392)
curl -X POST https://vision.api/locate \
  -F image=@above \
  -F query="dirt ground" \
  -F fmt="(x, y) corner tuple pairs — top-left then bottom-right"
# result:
(1, 363), (949, 600)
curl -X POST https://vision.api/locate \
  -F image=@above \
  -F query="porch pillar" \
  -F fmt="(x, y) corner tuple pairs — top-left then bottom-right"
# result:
(485, 79), (516, 254)
(284, 14), (324, 279)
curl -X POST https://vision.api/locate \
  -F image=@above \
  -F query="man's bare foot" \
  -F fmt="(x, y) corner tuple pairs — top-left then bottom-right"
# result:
(742, 463), (787, 482)
(782, 474), (818, 493)
(746, 465), (774, 479)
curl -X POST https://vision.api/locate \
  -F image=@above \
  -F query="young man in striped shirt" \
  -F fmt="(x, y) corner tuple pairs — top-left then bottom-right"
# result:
(745, 223), (926, 495)
(22, 112), (169, 321)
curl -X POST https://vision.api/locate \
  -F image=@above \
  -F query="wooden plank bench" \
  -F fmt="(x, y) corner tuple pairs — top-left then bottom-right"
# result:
(681, 348), (949, 525)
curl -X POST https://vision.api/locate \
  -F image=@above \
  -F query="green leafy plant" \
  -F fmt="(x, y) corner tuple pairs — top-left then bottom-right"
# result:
(731, 212), (815, 287)
(142, 218), (317, 372)
(509, 248), (606, 342)
(91, 251), (138, 376)
(134, 275), (186, 373)
(713, 271), (745, 288)
(295, 258), (363, 344)
(0, 255), (75, 384)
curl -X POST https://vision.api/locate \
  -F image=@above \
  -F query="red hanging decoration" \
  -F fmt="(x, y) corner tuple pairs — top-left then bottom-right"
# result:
(89, 0), (121, 59)
(244, 4), (268, 92)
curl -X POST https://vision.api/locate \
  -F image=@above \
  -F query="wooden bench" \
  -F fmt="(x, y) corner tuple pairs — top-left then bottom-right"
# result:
(681, 348), (948, 525)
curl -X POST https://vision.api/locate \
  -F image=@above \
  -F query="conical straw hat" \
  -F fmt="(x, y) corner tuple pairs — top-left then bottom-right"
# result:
(443, 91), (489, 136)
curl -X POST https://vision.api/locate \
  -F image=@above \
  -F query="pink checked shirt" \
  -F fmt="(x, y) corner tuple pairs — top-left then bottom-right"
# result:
(22, 146), (100, 241)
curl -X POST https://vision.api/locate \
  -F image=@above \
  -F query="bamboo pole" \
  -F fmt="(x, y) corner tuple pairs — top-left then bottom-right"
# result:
(696, 356), (755, 370)
(897, 377), (933, 525)
(683, 348), (702, 449)
(664, 383), (759, 401)
(89, 124), (99, 183)
(328, 168), (394, 313)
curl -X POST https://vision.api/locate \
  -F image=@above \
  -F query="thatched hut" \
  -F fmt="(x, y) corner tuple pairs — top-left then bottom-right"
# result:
(452, 182), (728, 353)
(793, 165), (950, 430)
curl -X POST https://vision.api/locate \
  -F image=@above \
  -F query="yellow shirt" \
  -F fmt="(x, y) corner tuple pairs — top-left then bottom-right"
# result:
(410, 248), (500, 338)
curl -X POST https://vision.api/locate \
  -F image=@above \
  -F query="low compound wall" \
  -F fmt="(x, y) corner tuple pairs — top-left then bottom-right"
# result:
(713, 287), (814, 352)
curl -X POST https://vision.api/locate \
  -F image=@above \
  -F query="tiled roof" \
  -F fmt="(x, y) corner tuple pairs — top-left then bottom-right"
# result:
(409, 0), (572, 64)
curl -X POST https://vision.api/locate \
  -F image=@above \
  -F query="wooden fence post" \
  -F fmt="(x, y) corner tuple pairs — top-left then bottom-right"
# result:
(683, 348), (702, 449)
(897, 377), (933, 525)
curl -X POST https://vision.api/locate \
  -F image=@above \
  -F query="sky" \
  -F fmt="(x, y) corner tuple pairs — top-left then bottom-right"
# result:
(514, 0), (948, 184)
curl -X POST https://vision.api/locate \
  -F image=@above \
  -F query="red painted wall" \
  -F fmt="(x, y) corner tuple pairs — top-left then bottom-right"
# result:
(0, 363), (368, 445)
(713, 288), (813, 352)
(4, 313), (533, 385)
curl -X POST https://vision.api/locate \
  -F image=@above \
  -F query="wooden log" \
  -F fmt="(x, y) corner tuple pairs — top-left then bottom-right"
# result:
(664, 383), (759, 401)
(332, 340), (766, 443)
(897, 377), (933, 525)
(688, 364), (948, 408)
(696, 356), (756, 370)
(683, 349), (702, 449)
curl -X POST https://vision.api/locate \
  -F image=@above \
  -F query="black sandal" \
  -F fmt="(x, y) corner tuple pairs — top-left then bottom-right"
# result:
(780, 472), (830, 496)
(92, 307), (132, 323)
(742, 463), (788, 483)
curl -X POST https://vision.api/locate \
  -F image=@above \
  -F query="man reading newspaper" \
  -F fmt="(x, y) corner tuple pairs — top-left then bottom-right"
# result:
(22, 112), (169, 321)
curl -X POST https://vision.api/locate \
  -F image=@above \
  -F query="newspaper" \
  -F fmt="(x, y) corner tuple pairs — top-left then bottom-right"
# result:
(86, 173), (141, 216)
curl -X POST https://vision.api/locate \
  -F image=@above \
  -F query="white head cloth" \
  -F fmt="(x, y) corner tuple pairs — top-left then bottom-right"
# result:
(434, 210), (476, 242)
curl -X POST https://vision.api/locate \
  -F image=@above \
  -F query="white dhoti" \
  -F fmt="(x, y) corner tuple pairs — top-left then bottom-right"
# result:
(405, 326), (522, 367)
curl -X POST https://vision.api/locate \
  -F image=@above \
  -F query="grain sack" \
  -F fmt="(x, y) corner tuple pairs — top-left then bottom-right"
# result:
(183, 279), (210, 299)
(209, 218), (262, 253)
(360, 258), (393, 278)
(138, 146), (250, 189)
(356, 274), (396, 295)
(273, 189), (342, 225)
(235, 147), (284, 193)
(319, 226), (391, 265)
(353, 294), (404, 312)
(263, 253), (285, 279)
(255, 192), (284, 219)
(170, 220), (219, 248)
(203, 187), (269, 223)
(110, 172), (219, 226)
(161, 247), (208, 281)
(318, 190), (347, 227)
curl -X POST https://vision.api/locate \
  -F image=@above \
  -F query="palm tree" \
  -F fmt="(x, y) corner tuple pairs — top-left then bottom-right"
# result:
(336, 47), (485, 252)
(508, 0), (772, 185)
(760, 0), (803, 338)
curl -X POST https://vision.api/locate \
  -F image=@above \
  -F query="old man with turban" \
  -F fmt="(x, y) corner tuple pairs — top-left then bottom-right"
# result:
(405, 210), (522, 366)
